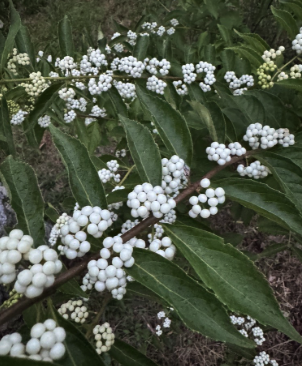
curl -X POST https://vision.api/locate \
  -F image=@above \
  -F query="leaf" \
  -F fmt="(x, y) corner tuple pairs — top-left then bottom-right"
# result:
(189, 101), (217, 141)
(23, 302), (45, 328)
(45, 203), (59, 222)
(215, 178), (302, 236)
(204, 0), (220, 18)
(110, 339), (159, 366)
(107, 87), (128, 117)
(257, 148), (302, 213)
(49, 125), (107, 208)
(0, 156), (45, 245)
(87, 122), (102, 154)
(119, 115), (162, 185)
(133, 35), (150, 60)
(0, 356), (59, 366)
(106, 188), (131, 204)
(25, 83), (64, 132)
(126, 282), (162, 302)
(234, 30), (269, 53)
(48, 305), (106, 366)
(276, 79), (302, 92)
(59, 278), (88, 298)
(281, 1), (302, 19)
(0, 0), (21, 73)
(163, 224), (302, 343)
(15, 25), (35, 66)
(257, 216), (289, 235)
(257, 243), (288, 259)
(127, 249), (254, 348)
(271, 6), (299, 39)
(292, 246), (302, 262)
(218, 24), (233, 46)
(58, 15), (74, 57)
(136, 83), (193, 165)
(226, 46), (263, 68)
(0, 97), (15, 156)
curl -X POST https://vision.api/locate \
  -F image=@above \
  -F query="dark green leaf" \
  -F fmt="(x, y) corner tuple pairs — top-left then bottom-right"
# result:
(234, 30), (269, 53)
(0, 156), (45, 245)
(276, 79), (302, 92)
(226, 46), (263, 68)
(23, 302), (45, 328)
(106, 188), (131, 204)
(59, 278), (88, 298)
(107, 87), (128, 117)
(87, 122), (102, 154)
(271, 6), (299, 39)
(15, 25), (35, 66)
(49, 125), (107, 208)
(45, 203), (59, 223)
(0, 356), (59, 366)
(133, 35), (150, 61)
(58, 15), (74, 57)
(0, 97), (15, 156)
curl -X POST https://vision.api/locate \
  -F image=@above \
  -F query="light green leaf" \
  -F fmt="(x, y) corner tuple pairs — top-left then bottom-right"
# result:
(271, 6), (299, 39)
(15, 25), (35, 66)
(0, 156), (45, 245)
(133, 35), (150, 60)
(119, 115), (162, 185)
(127, 249), (254, 348)
(49, 125), (107, 208)
(234, 30), (269, 53)
(136, 83), (193, 165)
(0, 0), (21, 73)
(226, 46), (263, 67)
(0, 97), (15, 156)
(110, 339), (159, 366)
(58, 15), (74, 57)
(215, 178), (302, 236)
(163, 224), (302, 343)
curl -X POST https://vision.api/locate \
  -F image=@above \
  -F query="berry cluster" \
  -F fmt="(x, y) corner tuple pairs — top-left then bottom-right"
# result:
(237, 160), (271, 179)
(257, 62), (276, 89)
(127, 30), (137, 46)
(261, 46), (285, 62)
(253, 352), (278, 366)
(0, 319), (66, 361)
(111, 32), (124, 53)
(88, 74), (113, 95)
(149, 236), (176, 260)
(49, 212), (69, 247)
(57, 56), (77, 75)
(66, 97), (87, 112)
(189, 178), (225, 218)
(89, 49), (108, 67)
(90, 105), (107, 118)
(10, 109), (28, 125)
(98, 160), (121, 183)
(7, 48), (30, 75)
(161, 155), (187, 196)
(182, 63), (196, 84)
(38, 115), (51, 128)
(121, 219), (139, 234)
(115, 149), (127, 158)
(113, 80), (137, 101)
(116, 56), (145, 78)
(63, 109), (77, 123)
(58, 87), (76, 101)
(156, 309), (173, 336)
(170, 18), (179, 26)
(58, 299), (89, 323)
(206, 142), (232, 165)
(292, 27), (302, 55)
(127, 183), (176, 219)
(144, 57), (171, 75)
(147, 223), (164, 240)
(196, 61), (216, 92)
(224, 71), (254, 95)
(0, 229), (33, 285)
(146, 75), (167, 94)
(93, 323), (115, 354)
(59, 205), (113, 259)
(173, 80), (188, 95)
(15, 246), (62, 298)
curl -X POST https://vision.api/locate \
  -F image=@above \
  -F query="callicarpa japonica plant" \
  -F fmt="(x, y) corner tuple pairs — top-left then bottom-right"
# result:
(1, 0), (302, 365)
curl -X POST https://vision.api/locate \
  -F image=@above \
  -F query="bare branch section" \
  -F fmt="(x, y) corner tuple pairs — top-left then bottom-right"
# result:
(0, 151), (257, 325)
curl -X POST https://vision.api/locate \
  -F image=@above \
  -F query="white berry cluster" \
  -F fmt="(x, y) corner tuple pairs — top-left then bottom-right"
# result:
(59, 205), (113, 259)
(189, 178), (225, 218)
(182, 63), (196, 84)
(89, 48), (108, 67)
(115, 56), (145, 78)
(49, 212), (69, 247)
(162, 209), (177, 224)
(111, 32), (124, 53)
(292, 28), (302, 55)
(58, 87), (76, 101)
(66, 97), (87, 112)
(98, 160), (121, 183)
(167, 27), (175, 35)
(173, 80), (188, 95)
(63, 109), (77, 123)
(141, 22), (158, 32)
(146, 75), (167, 94)
(85, 117), (97, 126)
(93, 323), (115, 354)
(38, 115), (51, 128)
(243, 123), (295, 149)
(0, 229), (33, 285)
(253, 352), (278, 366)
(156, 309), (173, 336)
(21, 71), (49, 96)
(170, 18), (179, 26)
(115, 149), (126, 157)
(57, 56), (77, 75)
(196, 61), (216, 92)
(108, 186), (125, 210)
(144, 57), (171, 75)
(82, 236), (134, 299)
(237, 160), (271, 179)
(15, 246), (62, 298)
(149, 236), (176, 260)
(127, 183), (176, 219)
(161, 155), (187, 196)
(90, 105), (107, 118)
(10, 109), (28, 125)
(7, 48), (30, 75)
(127, 30), (137, 46)
(206, 142), (232, 165)
(121, 219), (139, 234)
(0, 319), (66, 361)
(262, 46), (285, 62)
(88, 74), (113, 95)
(58, 299), (89, 323)
(224, 71), (254, 96)
(147, 223), (164, 240)
(113, 80), (137, 101)
(288, 64), (302, 79)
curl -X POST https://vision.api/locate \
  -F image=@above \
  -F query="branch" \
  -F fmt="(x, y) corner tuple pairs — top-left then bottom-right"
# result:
(0, 150), (258, 325)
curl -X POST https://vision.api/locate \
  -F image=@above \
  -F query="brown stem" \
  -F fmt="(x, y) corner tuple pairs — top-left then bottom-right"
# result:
(0, 149), (258, 326)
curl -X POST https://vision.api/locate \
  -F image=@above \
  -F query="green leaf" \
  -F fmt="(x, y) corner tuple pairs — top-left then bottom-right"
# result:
(23, 302), (45, 328)
(257, 243), (288, 259)
(218, 24), (233, 46)
(0, 0), (21, 73)
(292, 246), (302, 262)
(226, 46), (263, 67)
(271, 6), (299, 39)
(15, 25), (35, 66)
(163, 224), (302, 343)
(133, 35), (150, 61)
(0, 156), (45, 245)
(126, 282), (162, 302)
(25, 83), (64, 132)
(59, 278), (88, 298)
(49, 125), (107, 208)
(127, 249), (254, 348)
(215, 178), (302, 236)
(136, 83), (193, 165)
(281, 1), (302, 19)
(110, 339), (159, 366)
(86, 122), (102, 154)
(204, 0), (220, 18)
(257, 148), (302, 213)
(119, 115), (162, 185)
(107, 87), (128, 117)
(276, 79), (302, 92)
(48, 305), (106, 366)
(234, 30), (269, 53)
(0, 97), (15, 156)
(58, 15), (74, 57)
(45, 203), (59, 222)
(257, 216), (289, 235)
(106, 188), (131, 204)
(0, 356), (59, 366)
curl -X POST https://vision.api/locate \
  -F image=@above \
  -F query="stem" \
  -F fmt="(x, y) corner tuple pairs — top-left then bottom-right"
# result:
(0, 149), (259, 326)
(85, 293), (111, 339)
(271, 56), (297, 82)
(118, 164), (136, 186)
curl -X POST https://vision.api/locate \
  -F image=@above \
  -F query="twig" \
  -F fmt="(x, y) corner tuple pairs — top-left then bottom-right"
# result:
(118, 164), (136, 186)
(85, 293), (111, 339)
